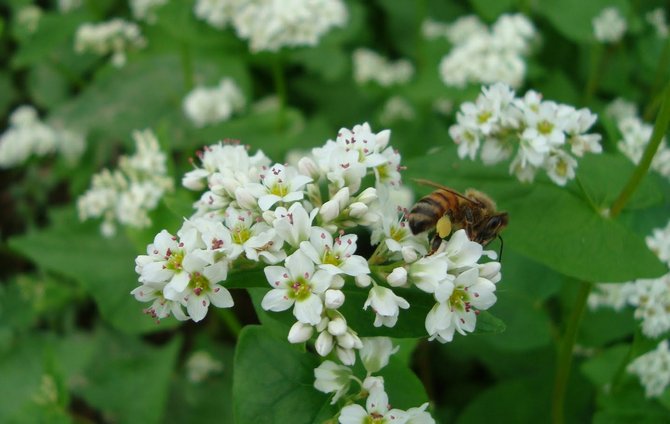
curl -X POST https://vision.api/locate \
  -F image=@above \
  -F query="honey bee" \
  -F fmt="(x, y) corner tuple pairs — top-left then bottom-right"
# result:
(408, 179), (509, 255)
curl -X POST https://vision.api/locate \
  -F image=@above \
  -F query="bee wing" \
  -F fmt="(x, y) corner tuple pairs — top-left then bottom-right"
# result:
(412, 178), (485, 206)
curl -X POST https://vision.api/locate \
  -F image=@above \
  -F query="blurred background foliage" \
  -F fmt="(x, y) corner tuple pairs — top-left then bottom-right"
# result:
(1, 0), (670, 423)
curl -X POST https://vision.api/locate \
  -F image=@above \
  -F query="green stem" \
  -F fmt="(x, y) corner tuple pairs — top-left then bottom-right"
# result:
(551, 281), (592, 424)
(583, 43), (604, 104)
(180, 42), (194, 91)
(217, 308), (242, 339)
(272, 56), (287, 131)
(610, 82), (670, 218)
(643, 38), (670, 121)
(611, 327), (642, 391)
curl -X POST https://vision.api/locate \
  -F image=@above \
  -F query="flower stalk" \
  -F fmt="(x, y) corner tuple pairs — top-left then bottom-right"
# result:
(610, 82), (670, 218)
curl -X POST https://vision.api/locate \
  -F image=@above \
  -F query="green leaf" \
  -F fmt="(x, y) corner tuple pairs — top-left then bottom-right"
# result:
(403, 148), (668, 282)
(581, 344), (629, 387)
(468, 0), (515, 22)
(8, 207), (178, 334)
(27, 62), (69, 109)
(536, 0), (630, 43)
(379, 355), (431, 410)
(233, 325), (336, 424)
(76, 329), (182, 424)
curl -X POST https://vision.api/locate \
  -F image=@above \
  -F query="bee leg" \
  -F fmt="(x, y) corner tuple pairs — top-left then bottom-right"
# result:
(428, 215), (452, 255)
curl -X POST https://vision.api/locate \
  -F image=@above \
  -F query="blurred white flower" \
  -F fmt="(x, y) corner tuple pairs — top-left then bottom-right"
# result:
(439, 14), (536, 88)
(186, 351), (224, 383)
(379, 96), (416, 125)
(58, 0), (82, 13)
(17, 5), (42, 34)
(77, 129), (172, 236)
(617, 114), (670, 180)
(353, 48), (414, 87)
(130, 0), (168, 23)
(647, 8), (669, 39)
(627, 339), (670, 397)
(605, 98), (638, 121)
(0, 106), (85, 168)
(75, 19), (146, 67)
(592, 7), (627, 43)
(183, 78), (245, 127)
(359, 337), (398, 373)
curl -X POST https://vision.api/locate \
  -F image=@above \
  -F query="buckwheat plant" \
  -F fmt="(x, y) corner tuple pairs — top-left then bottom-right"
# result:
(131, 123), (503, 420)
(448, 83), (603, 185)
(74, 18), (146, 67)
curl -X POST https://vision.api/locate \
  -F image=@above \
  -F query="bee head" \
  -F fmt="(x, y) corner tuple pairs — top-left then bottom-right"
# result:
(474, 212), (509, 246)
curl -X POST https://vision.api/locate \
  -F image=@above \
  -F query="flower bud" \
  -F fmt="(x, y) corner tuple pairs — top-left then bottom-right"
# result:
(356, 187), (377, 204)
(315, 331), (334, 357)
(325, 289), (345, 309)
(319, 198), (340, 222)
(182, 171), (206, 191)
(287, 321), (313, 344)
(360, 337), (399, 373)
(337, 331), (356, 349)
(401, 246), (419, 263)
(316, 316), (329, 332)
(336, 346), (356, 366)
(387, 267), (408, 287)
(479, 261), (502, 283)
(355, 274), (372, 288)
(348, 202), (368, 218)
(298, 156), (320, 180)
(327, 317), (348, 336)
(235, 186), (257, 210)
(330, 275), (345, 289)
(262, 210), (276, 224)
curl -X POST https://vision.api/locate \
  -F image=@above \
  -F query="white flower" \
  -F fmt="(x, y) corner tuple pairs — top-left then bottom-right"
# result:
(647, 8), (669, 39)
(130, 0), (168, 23)
(74, 19), (146, 67)
(545, 150), (577, 186)
(185, 351), (223, 383)
(588, 282), (636, 311)
(17, 5), (42, 34)
(359, 337), (399, 373)
(183, 78), (245, 127)
(627, 340), (670, 398)
(628, 277), (670, 338)
(617, 115), (670, 179)
(605, 98), (638, 121)
(408, 254), (450, 293)
(194, 0), (237, 29)
(288, 321), (314, 343)
(0, 106), (85, 168)
(300, 228), (370, 277)
(364, 285), (410, 328)
(387, 267), (408, 287)
(58, 0), (82, 13)
(224, 207), (285, 263)
(593, 7), (627, 43)
(379, 96), (416, 126)
(314, 360), (353, 404)
(339, 378), (408, 424)
(273, 202), (317, 248)
(647, 221), (670, 266)
(261, 251), (332, 325)
(253, 163), (312, 210)
(229, 0), (348, 52)
(353, 48), (414, 87)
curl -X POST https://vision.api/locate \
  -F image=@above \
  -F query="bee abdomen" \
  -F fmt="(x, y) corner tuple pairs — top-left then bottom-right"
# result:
(408, 196), (447, 235)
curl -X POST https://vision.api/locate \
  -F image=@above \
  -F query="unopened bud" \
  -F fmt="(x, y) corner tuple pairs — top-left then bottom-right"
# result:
(325, 289), (345, 309)
(319, 199), (340, 222)
(387, 267), (408, 287)
(327, 317), (348, 336)
(355, 274), (372, 288)
(401, 246), (418, 263)
(298, 156), (320, 180)
(336, 346), (356, 366)
(356, 187), (377, 204)
(348, 202), (368, 218)
(287, 321), (313, 343)
(235, 187), (257, 210)
(315, 331), (334, 357)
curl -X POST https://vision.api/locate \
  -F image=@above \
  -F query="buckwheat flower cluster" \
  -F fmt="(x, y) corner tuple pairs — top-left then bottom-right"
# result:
(647, 8), (669, 39)
(130, 0), (168, 23)
(58, 0), (82, 13)
(605, 98), (638, 122)
(17, 5), (42, 34)
(616, 109), (670, 179)
(74, 19), (146, 67)
(379, 96), (415, 125)
(0, 105), (85, 168)
(592, 7), (627, 43)
(627, 339), (670, 398)
(183, 78), (246, 127)
(590, 220), (670, 338)
(77, 129), (173, 237)
(314, 337), (436, 422)
(352, 48), (414, 87)
(448, 83), (602, 185)
(437, 14), (536, 88)
(193, 0), (348, 52)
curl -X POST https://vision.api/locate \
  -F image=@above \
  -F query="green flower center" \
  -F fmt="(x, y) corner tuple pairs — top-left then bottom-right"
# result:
(321, 248), (341, 266)
(289, 277), (312, 301)
(189, 272), (211, 296)
(364, 414), (386, 424)
(477, 110), (492, 124)
(537, 120), (554, 135)
(232, 227), (251, 244)
(449, 287), (470, 311)
(390, 225), (407, 242)
(376, 164), (389, 181)
(165, 250), (184, 271)
(270, 182), (289, 197)
(555, 159), (568, 176)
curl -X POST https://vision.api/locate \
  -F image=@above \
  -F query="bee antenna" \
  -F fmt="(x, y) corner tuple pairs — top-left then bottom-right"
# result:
(497, 235), (504, 262)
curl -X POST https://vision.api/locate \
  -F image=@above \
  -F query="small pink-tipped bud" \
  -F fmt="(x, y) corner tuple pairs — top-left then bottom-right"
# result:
(287, 321), (313, 344)
(387, 267), (408, 287)
(325, 289), (345, 309)
(315, 331), (334, 357)
(327, 317), (348, 336)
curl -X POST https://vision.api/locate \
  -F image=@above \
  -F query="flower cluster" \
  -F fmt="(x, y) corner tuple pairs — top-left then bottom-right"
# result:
(647, 8), (669, 39)
(193, 0), (348, 52)
(436, 14), (536, 88)
(0, 106), (85, 168)
(130, 0), (168, 23)
(590, 220), (670, 339)
(74, 19), (146, 67)
(183, 78), (246, 127)
(449, 83), (602, 185)
(379, 96), (416, 125)
(77, 129), (173, 237)
(627, 339), (670, 398)
(17, 5), (42, 34)
(592, 7), (627, 43)
(352, 48), (414, 87)
(314, 337), (435, 423)
(58, 0), (82, 13)
(614, 105), (670, 180)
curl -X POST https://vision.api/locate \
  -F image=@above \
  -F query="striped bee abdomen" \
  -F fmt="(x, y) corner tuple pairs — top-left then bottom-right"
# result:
(408, 190), (455, 235)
